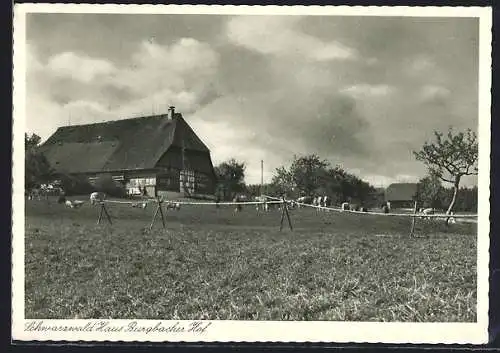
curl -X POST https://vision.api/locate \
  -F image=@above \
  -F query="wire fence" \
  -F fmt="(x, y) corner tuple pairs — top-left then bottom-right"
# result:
(262, 194), (478, 219)
(49, 193), (478, 235)
(93, 196), (290, 231)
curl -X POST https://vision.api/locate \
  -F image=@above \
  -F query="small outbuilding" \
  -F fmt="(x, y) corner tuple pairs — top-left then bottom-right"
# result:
(384, 183), (419, 209)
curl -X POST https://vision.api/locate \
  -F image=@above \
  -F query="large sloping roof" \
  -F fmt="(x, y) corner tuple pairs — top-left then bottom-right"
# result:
(39, 113), (212, 174)
(385, 183), (419, 202)
(41, 141), (120, 174)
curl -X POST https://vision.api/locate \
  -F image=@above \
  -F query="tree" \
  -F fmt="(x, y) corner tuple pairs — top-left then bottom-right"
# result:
(413, 128), (478, 215)
(25, 133), (41, 150)
(214, 158), (246, 200)
(322, 166), (347, 202)
(275, 154), (328, 196)
(417, 174), (446, 209)
(270, 154), (330, 198)
(270, 155), (375, 204)
(291, 154), (330, 195)
(246, 184), (261, 198)
(348, 175), (374, 203)
(454, 186), (478, 212)
(270, 166), (295, 197)
(25, 133), (53, 190)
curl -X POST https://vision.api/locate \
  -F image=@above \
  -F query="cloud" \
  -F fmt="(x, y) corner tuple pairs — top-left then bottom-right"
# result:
(403, 55), (448, 88)
(341, 84), (394, 98)
(419, 84), (451, 103)
(63, 100), (115, 123)
(106, 38), (220, 115)
(190, 87), (371, 183)
(408, 55), (436, 75)
(120, 38), (220, 95)
(47, 52), (117, 83)
(133, 38), (218, 72)
(26, 43), (43, 73)
(27, 37), (221, 140)
(226, 16), (357, 62)
(362, 174), (422, 188)
(189, 116), (294, 185)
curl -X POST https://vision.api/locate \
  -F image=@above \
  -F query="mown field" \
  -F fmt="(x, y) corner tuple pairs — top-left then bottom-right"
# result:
(25, 197), (477, 322)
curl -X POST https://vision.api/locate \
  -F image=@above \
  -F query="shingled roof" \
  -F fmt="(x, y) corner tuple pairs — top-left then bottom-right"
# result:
(385, 183), (419, 202)
(39, 113), (212, 174)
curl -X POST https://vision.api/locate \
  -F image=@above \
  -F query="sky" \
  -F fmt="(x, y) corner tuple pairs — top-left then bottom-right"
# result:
(25, 13), (480, 187)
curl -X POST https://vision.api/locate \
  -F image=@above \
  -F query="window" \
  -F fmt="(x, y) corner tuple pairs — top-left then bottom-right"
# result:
(156, 169), (181, 192)
(180, 170), (195, 194)
(128, 177), (156, 187)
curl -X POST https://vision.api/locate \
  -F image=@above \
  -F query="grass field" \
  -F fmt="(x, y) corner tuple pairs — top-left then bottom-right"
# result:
(25, 197), (477, 322)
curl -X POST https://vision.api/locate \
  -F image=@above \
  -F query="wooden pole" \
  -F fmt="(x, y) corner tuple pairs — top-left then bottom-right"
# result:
(149, 202), (160, 231)
(103, 203), (112, 224)
(410, 200), (418, 237)
(261, 160), (264, 194)
(284, 197), (293, 231)
(279, 196), (293, 231)
(97, 202), (112, 225)
(158, 198), (166, 228)
(97, 203), (103, 225)
(149, 198), (166, 231)
(279, 199), (286, 232)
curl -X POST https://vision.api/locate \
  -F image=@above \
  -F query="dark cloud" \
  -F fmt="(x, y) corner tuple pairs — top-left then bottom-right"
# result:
(264, 93), (370, 157)
(27, 13), (227, 64)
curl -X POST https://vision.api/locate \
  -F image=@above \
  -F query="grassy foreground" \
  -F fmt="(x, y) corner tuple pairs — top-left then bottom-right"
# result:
(25, 198), (477, 321)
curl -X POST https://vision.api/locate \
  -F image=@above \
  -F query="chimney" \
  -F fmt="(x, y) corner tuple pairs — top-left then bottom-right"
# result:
(168, 106), (175, 119)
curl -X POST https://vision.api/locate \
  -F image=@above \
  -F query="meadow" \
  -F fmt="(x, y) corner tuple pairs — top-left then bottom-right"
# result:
(24, 197), (477, 322)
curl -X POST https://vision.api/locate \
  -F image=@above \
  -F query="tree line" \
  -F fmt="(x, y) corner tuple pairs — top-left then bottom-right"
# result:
(215, 154), (377, 205)
(416, 174), (477, 212)
(215, 127), (479, 214)
(213, 156), (477, 212)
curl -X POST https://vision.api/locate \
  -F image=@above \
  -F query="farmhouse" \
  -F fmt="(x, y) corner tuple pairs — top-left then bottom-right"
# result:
(39, 107), (217, 198)
(384, 183), (419, 209)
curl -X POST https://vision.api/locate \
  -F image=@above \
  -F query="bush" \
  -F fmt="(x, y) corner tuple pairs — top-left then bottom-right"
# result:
(93, 175), (127, 198)
(189, 194), (216, 201)
(59, 174), (94, 196)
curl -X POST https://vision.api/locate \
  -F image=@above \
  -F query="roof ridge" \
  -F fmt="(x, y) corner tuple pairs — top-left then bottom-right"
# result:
(59, 114), (169, 128)
(388, 182), (418, 186)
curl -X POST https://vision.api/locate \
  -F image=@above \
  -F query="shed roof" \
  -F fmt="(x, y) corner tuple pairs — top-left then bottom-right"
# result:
(385, 183), (419, 202)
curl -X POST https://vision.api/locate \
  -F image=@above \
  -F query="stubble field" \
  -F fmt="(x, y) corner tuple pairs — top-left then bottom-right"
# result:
(24, 197), (477, 322)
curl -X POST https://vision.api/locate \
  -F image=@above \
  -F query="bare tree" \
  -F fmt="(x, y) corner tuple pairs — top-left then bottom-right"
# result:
(413, 128), (478, 218)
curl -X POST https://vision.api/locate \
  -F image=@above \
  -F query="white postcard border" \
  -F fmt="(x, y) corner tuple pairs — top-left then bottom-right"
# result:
(12, 3), (492, 344)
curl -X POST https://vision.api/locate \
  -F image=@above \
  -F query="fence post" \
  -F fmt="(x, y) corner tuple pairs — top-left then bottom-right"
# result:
(97, 202), (112, 225)
(284, 197), (293, 231)
(279, 196), (293, 231)
(149, 197), (166, 231)
(158, 197), (166, 229)
(409, 200), (418, 237)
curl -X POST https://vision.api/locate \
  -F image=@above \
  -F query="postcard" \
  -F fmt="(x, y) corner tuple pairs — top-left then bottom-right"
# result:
(13, 4), (492, 344)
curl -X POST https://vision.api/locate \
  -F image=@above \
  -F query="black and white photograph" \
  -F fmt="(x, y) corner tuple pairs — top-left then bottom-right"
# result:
(12, 4), (491, 344)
